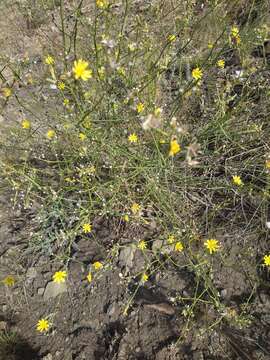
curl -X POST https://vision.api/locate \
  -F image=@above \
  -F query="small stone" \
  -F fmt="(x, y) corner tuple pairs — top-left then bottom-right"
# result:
(119, 245), (136, 270)
(26, 267), (37, 279)
(37, 287), (45, 295)
(42, 353), (53, 360)
(43, 281), (67, 300)
(152, 240), (171, 254)
(0, 321), (7, 331)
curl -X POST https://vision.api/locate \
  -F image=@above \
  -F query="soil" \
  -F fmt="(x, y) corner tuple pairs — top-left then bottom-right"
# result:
(1, 198), (270, 359)
(1, 1), (270, 360)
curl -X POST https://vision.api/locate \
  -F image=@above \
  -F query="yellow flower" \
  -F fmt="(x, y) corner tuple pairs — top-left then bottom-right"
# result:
(87, 272), (92, 282)
(217, 59), (225, 69)
(2, 88), (12, 97)
(52, 270), (67, 284)
(128, 133), (138, 143)
(131, 203), (141, 214)
(82, 223), (92, 233)
(128, 43), (136, 52)
(208, 42), (213, 49)
(82, 117), (92, 129)
(123, 214), (129, 222)
(117, 67), (126, 76)
(192, 67), (203, 81)
(138, 240), (147, 250)
(79, 133), (87, 141)
(2, 276), (15, 287)
(141, 273), (148, 283)
(21, 119), (31, 129)
(47, 129), (56, 139)
(168, 34), (176, 42)
(136, 102), (145, 113)
(230, 26), (241, 45)
(231, 26), (239, 37)
(204, 239), (219, 254)
(96, 0), (108, 8)
(232, 175), (243, 186)
(73, 59), (92, 81)
(263, 255), (270, 266)
(169, 139), (181, 156)
(36, 319), (50, 333)
(63, 98), (69, 107)
(167, 235), (175, 244)
(175, 242), (184, 252)
(45, 55), (54, 65)
(58, 81), (65, 90)
(265, 159), (270, 169)
(93, 261), (103, 270)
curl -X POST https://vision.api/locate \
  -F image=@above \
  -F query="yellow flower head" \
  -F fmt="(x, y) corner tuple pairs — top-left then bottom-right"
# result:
(96, 0), (108, 8)
(58, 81), (65, 90)
(79, 133), (87, 141)
(45, 55), (54, 65)
(128, 133), (138, 143)
(265, 159), (270, 169)
(175, 241), (184, 252)
(63, 98), (69, 107)
(232, 175), (243, 186)
(263, 254), (270, 267)
(192, 67), (203, 81)
(231, 26), (239, 38)
(87, 272), (92, 282)
(37, 319), (50, 333)
(82, 223), (92, 233)
(131, 202), (141, 214)
(123, 214), (129, 222)
(208, 42), (214, 49)
(217, 59), (225, 69)
(2, 88), (12, 98)
(230, 26), (241, 45)
(52, 270), (67, 284)
(22, 119), (31, 129)
(138, 240), (147, 250)
(136, 102), (145, 114)
(141, 273), (148, 283)
(167, 235), (175, 244)
(204, 239), (219, 254)
(2, 275), (15, 287)
(128, 43), (136, 52)
(47, 129), (56, 139)
(73, 59), (92, 81)
(168, 34), (176, 42)
(169, 139), (181, 156)
(93, 261), (103, 271)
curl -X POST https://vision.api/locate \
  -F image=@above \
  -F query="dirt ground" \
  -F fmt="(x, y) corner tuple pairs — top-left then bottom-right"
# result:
(1, 196), (270, 359)
(1, 1), (270, 359)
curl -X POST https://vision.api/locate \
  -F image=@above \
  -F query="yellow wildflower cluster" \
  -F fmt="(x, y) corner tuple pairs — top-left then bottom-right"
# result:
(204, 239), (219, 254)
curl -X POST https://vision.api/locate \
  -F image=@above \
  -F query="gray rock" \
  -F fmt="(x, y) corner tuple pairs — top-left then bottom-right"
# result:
(43, 281), (67, 300)
(152, 239), (171, 254)
(37, 287), (45, 295)
(119, 245), (136, 270)
(42, 354), (53, 360)
(26, 267), (37, 279)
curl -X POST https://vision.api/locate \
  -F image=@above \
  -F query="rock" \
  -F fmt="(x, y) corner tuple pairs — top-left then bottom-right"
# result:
(0, 321), (7, 331)
(118, 245), (136, 271)
(42, 354), (53, 360)
(43, 281), (67, 300)
(152, 240), (171, 254)
(26, 267), (37, 280)
(37, 287), (45, 295)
